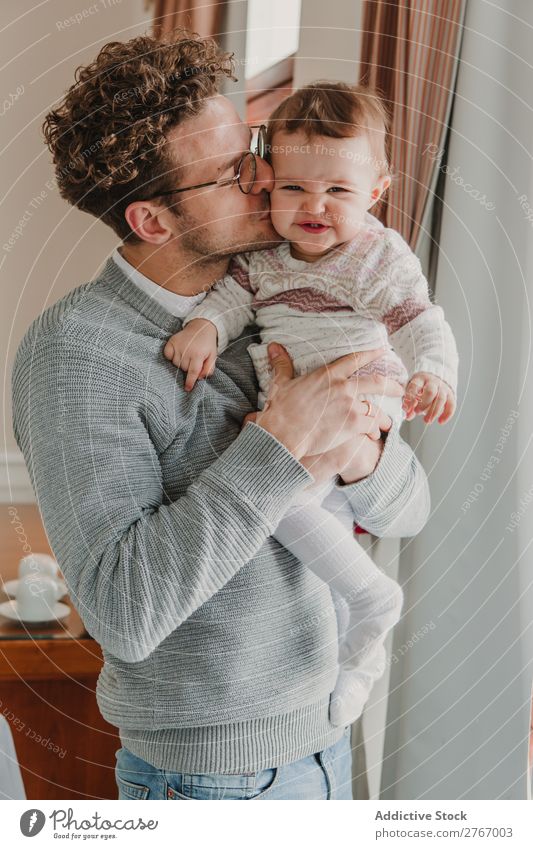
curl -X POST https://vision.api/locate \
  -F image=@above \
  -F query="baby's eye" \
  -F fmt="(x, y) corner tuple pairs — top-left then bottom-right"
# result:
(281, 184), (302, 191)
(328, 186), (349, 193)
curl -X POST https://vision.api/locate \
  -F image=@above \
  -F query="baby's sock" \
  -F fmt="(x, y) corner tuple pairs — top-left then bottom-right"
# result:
(328, 643), (387, 727)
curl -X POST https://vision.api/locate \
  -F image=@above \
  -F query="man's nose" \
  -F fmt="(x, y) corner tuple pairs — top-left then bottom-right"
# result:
(250, 157), (274, 194)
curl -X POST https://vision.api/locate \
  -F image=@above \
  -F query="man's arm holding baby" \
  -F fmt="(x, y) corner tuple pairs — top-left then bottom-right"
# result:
(13, 328), (391, 665)
(164, 241), (433, 543)
(261, 344), (430, 539)
(337, 424), (431, 538)
(168, 314), (431, 541)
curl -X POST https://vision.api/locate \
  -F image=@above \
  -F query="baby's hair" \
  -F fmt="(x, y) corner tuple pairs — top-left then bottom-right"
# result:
(265, 81), (391, 176)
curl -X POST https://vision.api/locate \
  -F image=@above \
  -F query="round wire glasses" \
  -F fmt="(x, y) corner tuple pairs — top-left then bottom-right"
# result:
(141, 124), (267, 200)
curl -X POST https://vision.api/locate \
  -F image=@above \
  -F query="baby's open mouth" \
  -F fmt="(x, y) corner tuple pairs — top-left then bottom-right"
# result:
(297, 222), (330, 233)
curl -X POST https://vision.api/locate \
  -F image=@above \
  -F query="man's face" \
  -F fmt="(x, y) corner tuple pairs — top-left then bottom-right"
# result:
(164, 96), (279, 259)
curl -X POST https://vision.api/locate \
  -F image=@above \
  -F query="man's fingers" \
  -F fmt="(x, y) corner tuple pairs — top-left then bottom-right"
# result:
(377, 411), (393, 432)
(362, 404), (391, 439)
(353, 375), (404, 398)
(328, 348), (387, 380)
(366, 418), (383, 440)
(267, 343), (294, 384)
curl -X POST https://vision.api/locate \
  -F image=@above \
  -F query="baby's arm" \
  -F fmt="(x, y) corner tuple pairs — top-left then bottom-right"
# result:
(164, 256), (255, 390)
(402, 369), (456, 424)
(361, 231), (458, 423)
(393, 306), (458, 424)
(164, 319), (219, 391)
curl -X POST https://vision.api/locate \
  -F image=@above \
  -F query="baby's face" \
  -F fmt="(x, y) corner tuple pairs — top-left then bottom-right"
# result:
(268, 130), (389, 261)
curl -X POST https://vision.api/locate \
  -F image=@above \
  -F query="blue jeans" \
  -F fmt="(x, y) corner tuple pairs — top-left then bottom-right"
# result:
(115, 726), (353, 800)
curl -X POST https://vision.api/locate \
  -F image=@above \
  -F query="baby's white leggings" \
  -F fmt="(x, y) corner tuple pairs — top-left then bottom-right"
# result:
(273, 392), (405, 726)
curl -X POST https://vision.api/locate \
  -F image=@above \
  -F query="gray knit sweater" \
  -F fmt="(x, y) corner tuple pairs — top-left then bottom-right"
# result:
(12, 256), (430, 774)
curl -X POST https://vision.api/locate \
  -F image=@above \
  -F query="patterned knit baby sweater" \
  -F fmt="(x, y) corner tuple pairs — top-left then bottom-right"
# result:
(12, 256), (430, 774)
(184, 213), (458, 402)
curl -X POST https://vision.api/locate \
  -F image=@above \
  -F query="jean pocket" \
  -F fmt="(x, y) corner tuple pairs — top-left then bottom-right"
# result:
(249, 767), (280, 800)
(166, 767), (279, 800)
(116, 774), (150, 800)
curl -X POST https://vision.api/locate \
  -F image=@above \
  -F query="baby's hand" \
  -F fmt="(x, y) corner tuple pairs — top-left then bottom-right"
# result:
(403, 372), (456, 424)
(164, 319), (218, 391)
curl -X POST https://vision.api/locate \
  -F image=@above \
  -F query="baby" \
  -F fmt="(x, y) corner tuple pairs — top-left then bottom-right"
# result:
(164, 82), (459, 727)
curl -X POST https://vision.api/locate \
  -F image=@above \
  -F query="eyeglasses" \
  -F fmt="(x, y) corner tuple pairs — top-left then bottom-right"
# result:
(251, 124), (267, 159)
(141, 124), (267, 200)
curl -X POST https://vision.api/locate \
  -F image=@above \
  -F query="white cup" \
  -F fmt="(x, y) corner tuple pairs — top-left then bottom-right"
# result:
(16, 573), (60, 621)
(19, 553), (59, 580)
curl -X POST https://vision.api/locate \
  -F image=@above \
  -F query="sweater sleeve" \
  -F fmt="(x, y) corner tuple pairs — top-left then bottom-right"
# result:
(182, 255), (255, 353)
(336, 424), (430, 538)
(12, 335), (311, 664)
(360, 230), (459, 394)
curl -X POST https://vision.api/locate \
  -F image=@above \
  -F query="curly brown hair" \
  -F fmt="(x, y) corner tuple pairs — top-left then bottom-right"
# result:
(42, 30), (235, 241)
(265, 81), (391, 175)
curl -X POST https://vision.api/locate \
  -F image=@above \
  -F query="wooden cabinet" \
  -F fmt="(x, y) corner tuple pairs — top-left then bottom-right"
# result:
(0, 506), (120, 800)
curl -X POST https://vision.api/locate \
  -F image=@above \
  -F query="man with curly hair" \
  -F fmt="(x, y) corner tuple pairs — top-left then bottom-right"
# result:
(12, 30), (429, 800)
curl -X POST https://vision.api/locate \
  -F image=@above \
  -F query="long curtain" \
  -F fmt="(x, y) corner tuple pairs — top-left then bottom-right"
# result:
(149, 0), (225, 40)
(359, 0), (466, 250)
(380, 0), (533, 798)
(354, 0), (466, 799)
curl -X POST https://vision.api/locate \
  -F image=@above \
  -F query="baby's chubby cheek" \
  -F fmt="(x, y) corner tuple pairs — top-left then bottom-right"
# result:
(267, 190), (293, 240)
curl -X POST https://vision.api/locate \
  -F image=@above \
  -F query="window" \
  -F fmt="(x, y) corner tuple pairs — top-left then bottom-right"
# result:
(245, 0), (301, 123)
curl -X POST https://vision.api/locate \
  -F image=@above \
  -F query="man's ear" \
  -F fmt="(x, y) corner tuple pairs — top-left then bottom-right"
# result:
(124, 201), (176, 245)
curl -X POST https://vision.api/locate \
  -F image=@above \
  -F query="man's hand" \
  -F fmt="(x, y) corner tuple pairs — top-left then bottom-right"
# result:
(300, 435), (384, 485)
(243, 412), (384, 483)
(245, 343), (403, 463)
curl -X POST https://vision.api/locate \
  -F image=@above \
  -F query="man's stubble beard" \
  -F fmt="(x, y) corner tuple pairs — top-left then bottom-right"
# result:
(173, 206), (282, 265)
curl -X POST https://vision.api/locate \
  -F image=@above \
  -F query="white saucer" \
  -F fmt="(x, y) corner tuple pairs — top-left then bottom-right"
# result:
(2, 578), (68, 600)
(0, 599), (70, 625)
